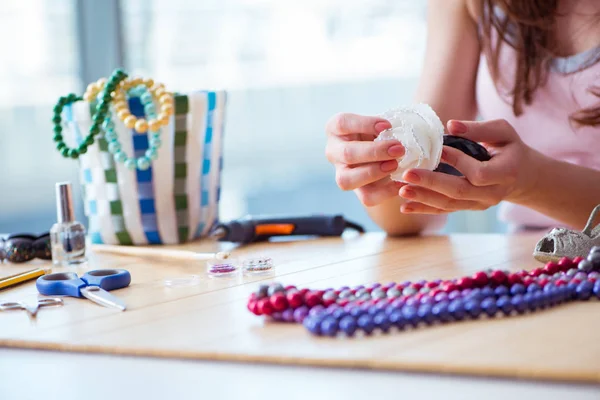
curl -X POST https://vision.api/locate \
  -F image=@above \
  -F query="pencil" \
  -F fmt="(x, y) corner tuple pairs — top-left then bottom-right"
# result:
(0, 268), (48, 290)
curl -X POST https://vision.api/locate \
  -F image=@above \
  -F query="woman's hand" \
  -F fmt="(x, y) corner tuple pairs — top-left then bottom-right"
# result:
(398, 119), (540, 214)
(325, 113), (406, 207)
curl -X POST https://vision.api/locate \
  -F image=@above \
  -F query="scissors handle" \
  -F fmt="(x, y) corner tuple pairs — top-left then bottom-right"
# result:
(36, 272), (87, 298)
(82, 269), (131, 291)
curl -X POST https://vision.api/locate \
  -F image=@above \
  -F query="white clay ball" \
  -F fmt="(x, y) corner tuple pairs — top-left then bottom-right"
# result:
(375, 103), (444, 182)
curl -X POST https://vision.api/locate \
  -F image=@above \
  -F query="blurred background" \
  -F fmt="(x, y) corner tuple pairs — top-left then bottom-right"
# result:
(0, 0), (507, 235)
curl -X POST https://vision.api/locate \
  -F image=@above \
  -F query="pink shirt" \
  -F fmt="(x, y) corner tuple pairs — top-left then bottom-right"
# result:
(475, 27), (600, 231)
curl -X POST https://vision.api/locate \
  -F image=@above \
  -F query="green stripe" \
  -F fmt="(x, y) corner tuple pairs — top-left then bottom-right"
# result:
(175, 195), (187, 210)
(174, 163), (187, 179)
(174, 131), (187, 146)
(173, 95), (189, 243)
(174, 95), (189, 114)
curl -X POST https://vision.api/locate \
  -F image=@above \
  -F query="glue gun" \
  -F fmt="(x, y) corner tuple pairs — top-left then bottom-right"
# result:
(209, 214), (365, 244)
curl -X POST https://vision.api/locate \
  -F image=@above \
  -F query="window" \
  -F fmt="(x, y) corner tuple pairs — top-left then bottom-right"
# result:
(0, 0), (505, 235)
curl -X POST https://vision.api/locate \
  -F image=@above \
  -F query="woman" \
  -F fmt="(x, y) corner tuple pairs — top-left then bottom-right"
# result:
(324, 0), (600, 235)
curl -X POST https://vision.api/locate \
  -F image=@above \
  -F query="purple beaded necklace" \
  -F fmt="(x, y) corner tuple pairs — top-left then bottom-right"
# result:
(246, 247), (600, 337)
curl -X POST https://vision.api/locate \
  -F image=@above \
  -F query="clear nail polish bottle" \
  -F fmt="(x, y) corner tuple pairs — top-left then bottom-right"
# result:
(50, 182), (87, 266)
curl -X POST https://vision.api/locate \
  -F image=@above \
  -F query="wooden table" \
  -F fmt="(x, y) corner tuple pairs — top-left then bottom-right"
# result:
(1, 232), (599, 399)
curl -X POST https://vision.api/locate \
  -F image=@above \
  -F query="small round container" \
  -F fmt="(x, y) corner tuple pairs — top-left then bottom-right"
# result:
(242, 256), (275, 275)
(207, 258), (239, 277)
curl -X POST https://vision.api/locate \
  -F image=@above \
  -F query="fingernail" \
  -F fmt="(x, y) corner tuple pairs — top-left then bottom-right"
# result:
(380, 160), (397, 172)
(388, 144), (405, 157)
(400, 187), (415, 198)
(402, 205), (414, 213)
(404, 171), (420, 183)
(394, 181), (406, 188)
(449, 120), (467, 134)
(375, 121), (391, 132)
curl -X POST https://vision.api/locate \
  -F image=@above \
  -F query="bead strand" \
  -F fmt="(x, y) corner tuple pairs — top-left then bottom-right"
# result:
(246, 247), (600, 337)
(101, 84), (163, 170)
(53, 69), (128, 159)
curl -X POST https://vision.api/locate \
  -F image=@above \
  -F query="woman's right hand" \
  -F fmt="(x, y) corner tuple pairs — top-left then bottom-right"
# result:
(325, 112), (405, 207)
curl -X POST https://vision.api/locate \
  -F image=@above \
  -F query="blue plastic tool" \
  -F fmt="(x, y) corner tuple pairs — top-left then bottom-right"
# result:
(36, 269), (131, 311)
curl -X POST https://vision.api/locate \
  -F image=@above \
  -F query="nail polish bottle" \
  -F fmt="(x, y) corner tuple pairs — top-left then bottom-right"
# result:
(50, 182), (87, 266)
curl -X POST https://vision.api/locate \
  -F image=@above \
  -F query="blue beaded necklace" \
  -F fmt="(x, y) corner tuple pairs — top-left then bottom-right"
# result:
(102, 85), (163, 171)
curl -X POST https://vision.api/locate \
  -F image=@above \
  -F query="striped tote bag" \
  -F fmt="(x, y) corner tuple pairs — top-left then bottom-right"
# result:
(64, 90), (227, 245)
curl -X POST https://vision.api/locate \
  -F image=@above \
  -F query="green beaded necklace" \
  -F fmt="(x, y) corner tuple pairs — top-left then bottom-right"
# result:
(52, 69), (128, 159)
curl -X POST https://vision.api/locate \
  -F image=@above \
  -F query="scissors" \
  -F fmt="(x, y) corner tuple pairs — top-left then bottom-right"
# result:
(0, 297), (64, 318)
(36, 269), (131, 311)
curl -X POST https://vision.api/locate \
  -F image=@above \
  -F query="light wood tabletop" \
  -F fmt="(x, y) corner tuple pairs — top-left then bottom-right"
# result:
(1, 232), (599, 399)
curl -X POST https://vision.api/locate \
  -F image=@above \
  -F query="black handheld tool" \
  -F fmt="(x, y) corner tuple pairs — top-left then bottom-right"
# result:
(434, 135), (492, 176)
(209, 214), (365, 244)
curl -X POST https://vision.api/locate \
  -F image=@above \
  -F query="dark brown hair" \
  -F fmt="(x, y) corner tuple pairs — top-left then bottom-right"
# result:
(480, 0), (600, 127)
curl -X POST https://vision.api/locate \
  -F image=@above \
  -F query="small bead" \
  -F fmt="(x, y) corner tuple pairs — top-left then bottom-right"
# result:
(148, 119), (161, 132)
(371, 288), (386, 299)
(431, 301), (452, 323)
(140, 92), (154, 105)
(481, 297), (497, 317)
(579, 259), (595, 272)
(417, 304), (435, 325)
(303, 316), (322, 335)
(105, 131), (118, 141)
(511, 294), (527, 314)
(161, 103), (174, 115)
(108, 141), (121, 154)
(53, 134), (63, 142)
(112, 150), (126, 163)
(293, 306), (309, 323)
(448, 299), (466, 320)
(52, 115), (62, 124)
(490, 270), (507, 285)
(135, 119), (148, 133)
(269, 293), (288, 311)
(267, 283), (285, 297)
(527, 283), (541, 293)
(373, 311), (392, 332)
(339, 316), (357, 336)
(60, 147), (70, 157)
(124, 115), (136, 129)
(77, 144), (88, 154)
(56, 142), (66, 151)
(464, 299), (482, 318)
(510, 283), (526, 295)
(576, 281), (594, 300)
(124, 158), (136, 170)
(401, 306), (419, 326)
(144, 103), (156, 115)
(357, 314), (375, 335)
(84, 136), (95, 146)
(496, 295), (513, 315)
(472, 271), (488, 287)
(494, 286), (509, 297)
(68, 148), (79, 159)
(388, 310), (406, 329)
(480, 286), (495, 298)
(150, 137), (162, 148)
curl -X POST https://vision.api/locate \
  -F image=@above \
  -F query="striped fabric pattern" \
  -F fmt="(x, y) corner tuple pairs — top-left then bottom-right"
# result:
(67, 90), (226, 245)
(129, 97), (162, 244)
(66, 102), (133, 245)
(195, 91), (216, 238)
(174, 95), (190, 242)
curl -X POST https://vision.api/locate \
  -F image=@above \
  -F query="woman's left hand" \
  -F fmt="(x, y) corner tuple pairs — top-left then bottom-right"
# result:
(398, 118), (540, 214)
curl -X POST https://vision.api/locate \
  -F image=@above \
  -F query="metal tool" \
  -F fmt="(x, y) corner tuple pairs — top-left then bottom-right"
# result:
(209, 214), (365, 244)
(0, 297), (63, 318)
(36, 269), (131, 311)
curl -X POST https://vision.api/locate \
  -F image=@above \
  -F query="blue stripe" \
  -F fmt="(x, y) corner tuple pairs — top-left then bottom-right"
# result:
(195, 91), (216, 238)
(129, 96), (162, 244)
